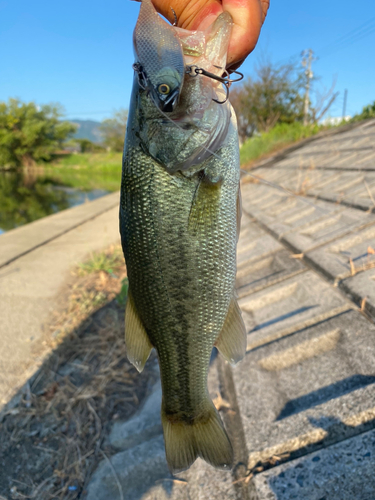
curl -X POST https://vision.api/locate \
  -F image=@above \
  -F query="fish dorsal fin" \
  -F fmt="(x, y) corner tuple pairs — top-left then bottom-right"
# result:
(215, 295), (246, 365)
(125, 289), (153, 373)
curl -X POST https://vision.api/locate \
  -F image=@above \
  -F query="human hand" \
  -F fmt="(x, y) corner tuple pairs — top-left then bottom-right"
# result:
(151, 0), (269, 71)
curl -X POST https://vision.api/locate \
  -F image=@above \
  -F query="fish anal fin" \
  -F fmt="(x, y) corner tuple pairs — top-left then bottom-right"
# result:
(161, 400), (233, 473)
(125, 290), (153, 373)
(215, 296), (246, 365)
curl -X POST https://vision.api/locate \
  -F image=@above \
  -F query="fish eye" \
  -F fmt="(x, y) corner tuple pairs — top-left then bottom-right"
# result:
(158, 84), (170, 95)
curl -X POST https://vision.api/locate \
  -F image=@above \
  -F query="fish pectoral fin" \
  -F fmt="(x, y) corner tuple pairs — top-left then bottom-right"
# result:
(188, 177), (220, 233)
(215, 296), (246, 365)
(125, 290), (153, 373)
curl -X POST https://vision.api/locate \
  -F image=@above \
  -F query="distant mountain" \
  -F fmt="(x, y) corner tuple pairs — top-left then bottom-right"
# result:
(69, 119), (103, 143)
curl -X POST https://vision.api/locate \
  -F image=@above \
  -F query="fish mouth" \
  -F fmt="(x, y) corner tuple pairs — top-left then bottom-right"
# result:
(155, 87), (180, 113)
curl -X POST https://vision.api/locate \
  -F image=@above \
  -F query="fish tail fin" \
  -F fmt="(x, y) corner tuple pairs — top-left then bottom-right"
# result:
(161, 399), (233, 473)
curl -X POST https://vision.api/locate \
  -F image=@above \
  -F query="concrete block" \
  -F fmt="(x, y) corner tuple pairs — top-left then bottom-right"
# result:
(282, 206), (375, 254)
(260, 200), (340, 241)
(236, 249), (306, 298)
(305, 222), (375, 281)
(308, 172), (375, 211)
(341, 269), (375, 319)
(239, 271), (349, 345)
(85, 435), (172, 500)
(109, 380), (163, 450)
(253, 428), (375, 500)
(176, 460), (236, 500)
(232, 310), (375, 469)
(241, 188), (357, 248)
(237, 213), (283, 267)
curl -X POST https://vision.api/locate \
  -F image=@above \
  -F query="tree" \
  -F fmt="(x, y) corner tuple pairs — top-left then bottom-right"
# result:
(0, 99), (77, 168)
(230, 58), (305, 142)
(99, 109), (128, 152)
(309, 82), (339, 124)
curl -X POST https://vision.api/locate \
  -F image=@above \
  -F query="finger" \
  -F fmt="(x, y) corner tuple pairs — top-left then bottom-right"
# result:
(153, 0), (219, 28)
(222, 0), (263, 67)
(261, 0), (270, 24)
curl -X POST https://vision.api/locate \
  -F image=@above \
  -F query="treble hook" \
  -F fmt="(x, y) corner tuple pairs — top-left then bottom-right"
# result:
(132, 62), (148, 90)
(185, 65), (244, 104)
(171, 8), (178, 26)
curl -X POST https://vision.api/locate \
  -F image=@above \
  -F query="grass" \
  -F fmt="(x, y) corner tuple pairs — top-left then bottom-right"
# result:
(0, 245), (156, 500)
(77, 245), (125, 276)
(240, 122), (325, 168)
(41, 152), (123, 192)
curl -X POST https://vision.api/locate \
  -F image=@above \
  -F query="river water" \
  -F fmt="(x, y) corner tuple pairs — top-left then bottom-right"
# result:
(0, 170), (109, 235)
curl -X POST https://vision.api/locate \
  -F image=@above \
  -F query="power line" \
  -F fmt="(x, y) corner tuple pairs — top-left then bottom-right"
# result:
(276, 16), (375, 66)
(318, 21), (375, 58)
(317, 16), (375, 55)
(279, 16), (375, 66)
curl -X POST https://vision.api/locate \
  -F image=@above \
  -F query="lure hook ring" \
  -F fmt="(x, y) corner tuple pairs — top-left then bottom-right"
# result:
(185, 65), (244, 104)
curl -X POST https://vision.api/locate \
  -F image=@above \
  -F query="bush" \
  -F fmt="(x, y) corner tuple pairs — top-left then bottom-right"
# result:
(351, 101), (375, 122)
(75, 139), (105, 153)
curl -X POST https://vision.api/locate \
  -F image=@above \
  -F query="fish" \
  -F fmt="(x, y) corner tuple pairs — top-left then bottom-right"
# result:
(119, 0), (246, 473)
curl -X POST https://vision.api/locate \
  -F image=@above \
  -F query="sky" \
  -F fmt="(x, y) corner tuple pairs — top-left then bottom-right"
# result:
(1, 0), (374, 122)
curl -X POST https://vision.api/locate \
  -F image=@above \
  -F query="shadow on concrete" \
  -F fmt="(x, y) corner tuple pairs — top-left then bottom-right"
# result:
(237, 268), (284, 290)
(0, 295), (158, 500)
(276, 375), (375, 421)
(247, 309), (352, 353)
(249, 305), (318, 333)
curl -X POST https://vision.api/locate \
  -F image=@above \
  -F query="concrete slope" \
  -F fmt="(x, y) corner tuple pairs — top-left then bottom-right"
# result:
(85, 121), (375, 500)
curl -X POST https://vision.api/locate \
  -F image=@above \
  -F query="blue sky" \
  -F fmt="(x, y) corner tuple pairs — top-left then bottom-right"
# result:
(1, 0), (374, 121)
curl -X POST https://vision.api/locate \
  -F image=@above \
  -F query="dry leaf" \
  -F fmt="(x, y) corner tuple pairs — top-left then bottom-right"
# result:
(213, 392), (231, 411)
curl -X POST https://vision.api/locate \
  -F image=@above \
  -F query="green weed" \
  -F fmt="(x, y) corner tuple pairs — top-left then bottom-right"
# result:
(240, 122), (324, 167)
(39, 152), (123, 192)
(77, 247), (124, 276)
(116, 277), (129, 307)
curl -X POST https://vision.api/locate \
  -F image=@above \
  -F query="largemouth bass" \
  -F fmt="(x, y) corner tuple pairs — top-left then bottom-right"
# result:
(120, 0), (246, 472)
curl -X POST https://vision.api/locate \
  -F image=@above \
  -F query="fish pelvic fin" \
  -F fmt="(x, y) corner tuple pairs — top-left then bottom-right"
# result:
(215, 295), (246, 365)
(125, 289), (153, 373)
(161, 400), (233, 473)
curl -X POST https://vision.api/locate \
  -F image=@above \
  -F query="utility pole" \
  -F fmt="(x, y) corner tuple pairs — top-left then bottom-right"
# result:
(301, 49), (315, 126)
(342, 89), (348, 120)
